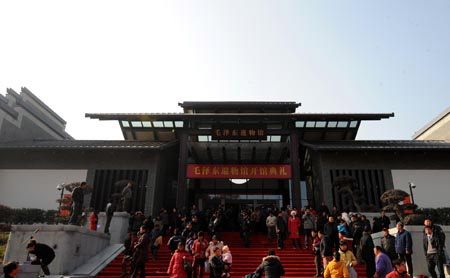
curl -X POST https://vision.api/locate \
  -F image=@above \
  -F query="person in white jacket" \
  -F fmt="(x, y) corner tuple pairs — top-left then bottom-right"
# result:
(222, 245), (232, 278)
(205, 235), (224, 277)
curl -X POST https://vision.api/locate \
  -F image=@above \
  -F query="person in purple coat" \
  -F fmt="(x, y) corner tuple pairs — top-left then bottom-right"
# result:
(374, 246), (394, 278)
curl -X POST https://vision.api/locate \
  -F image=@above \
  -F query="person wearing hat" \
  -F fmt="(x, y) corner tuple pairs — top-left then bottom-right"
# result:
(395, 222), (413, 276)
(26, 240), (55, 275)
(288, 210), (302, 249)
(338, 240), (358, 278)
(381, 228), (396, 262)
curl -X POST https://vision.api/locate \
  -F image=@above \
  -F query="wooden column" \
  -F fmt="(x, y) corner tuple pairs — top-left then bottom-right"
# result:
(176, 132), (189, 210)
(290, 131), (302, 209)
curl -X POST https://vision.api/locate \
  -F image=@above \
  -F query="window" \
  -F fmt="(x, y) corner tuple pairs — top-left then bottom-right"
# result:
(337, 121), (348, 128)
(131, 121), (142, 127)
(306, 121), (315, 128)
(295, 121), (305, 128)
(349, 121), (358, 128)
(270, 135), (281, 142)
(152, 121), (164, 127)
(327, 121), (337, 128)
(163, 121), (174, 128)
(142, 121), (152, 127)
(174, 121), (184, 128)
(121, 121), (130, 127)
(315, 121), (326, 128)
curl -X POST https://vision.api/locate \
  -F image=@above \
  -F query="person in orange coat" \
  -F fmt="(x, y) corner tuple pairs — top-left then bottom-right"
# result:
(168, 242), (193, 278)
(89, 210), (98, 231)
(288, 211), (302, 249)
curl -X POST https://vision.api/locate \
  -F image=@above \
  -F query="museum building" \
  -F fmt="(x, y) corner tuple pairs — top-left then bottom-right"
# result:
(1, 88), (450, 215)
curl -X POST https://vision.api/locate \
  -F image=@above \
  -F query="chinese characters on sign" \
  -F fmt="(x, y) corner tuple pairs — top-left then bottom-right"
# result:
(186, 164), (292, 179)
(212, 125), (266, 140)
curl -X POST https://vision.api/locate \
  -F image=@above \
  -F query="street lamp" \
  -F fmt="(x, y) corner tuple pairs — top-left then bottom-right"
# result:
(408, 182), (416, 205)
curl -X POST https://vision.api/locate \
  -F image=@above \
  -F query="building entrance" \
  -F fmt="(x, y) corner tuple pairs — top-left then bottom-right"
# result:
(189, 178), (291, 211)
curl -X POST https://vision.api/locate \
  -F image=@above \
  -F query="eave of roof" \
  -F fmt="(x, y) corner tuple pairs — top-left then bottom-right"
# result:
(412, 106), (450, 139)
(85, 112), (394, 121)
(302, 140), (450, 151)
(178, 101), (301, 108)
(0, 140), (178, 150)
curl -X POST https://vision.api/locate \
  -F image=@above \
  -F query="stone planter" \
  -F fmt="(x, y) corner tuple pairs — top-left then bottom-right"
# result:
(4, 224), (110, 275)
(372, 225), (450, 277)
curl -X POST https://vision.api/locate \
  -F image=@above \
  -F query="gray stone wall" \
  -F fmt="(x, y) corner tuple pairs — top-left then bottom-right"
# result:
(0, 147), (175, 215)
(311, 149), (450, 209)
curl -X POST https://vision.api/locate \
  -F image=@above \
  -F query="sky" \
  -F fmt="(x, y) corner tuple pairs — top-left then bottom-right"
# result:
(0, 0), (449, 140)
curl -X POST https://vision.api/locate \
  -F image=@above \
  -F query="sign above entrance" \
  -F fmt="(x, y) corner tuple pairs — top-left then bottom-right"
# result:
(187, 164), (292, 179)
(212, 125), (266, 140)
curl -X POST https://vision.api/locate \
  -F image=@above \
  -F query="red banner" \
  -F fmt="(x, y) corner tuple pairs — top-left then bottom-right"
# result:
(187, 164), (292, 179)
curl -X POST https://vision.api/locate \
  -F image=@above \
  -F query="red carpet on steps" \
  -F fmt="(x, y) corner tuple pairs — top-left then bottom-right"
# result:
(97, 232), (368, 278)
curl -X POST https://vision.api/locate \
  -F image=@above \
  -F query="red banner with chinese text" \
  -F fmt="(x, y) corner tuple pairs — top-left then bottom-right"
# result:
(187, 164), (292, 179)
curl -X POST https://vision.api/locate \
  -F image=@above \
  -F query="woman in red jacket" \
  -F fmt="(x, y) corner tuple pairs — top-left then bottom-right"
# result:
(168, 242), (193, 278)
(288, 210), (302, 249)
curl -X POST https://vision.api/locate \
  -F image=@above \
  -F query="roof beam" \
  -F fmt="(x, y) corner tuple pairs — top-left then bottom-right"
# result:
(206, 147), (214, 164)
(190, 147), (200, 164)
(265, 147), (272, 163)
(251, 146), (256, 164)
(279, 147), (288, 163)
(222, 146), (227, 163)
(85, 112), (395, 121)
(237, 146), (241, 164)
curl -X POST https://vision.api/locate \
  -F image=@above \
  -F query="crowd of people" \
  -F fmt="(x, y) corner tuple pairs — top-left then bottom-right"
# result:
(109, 202), (447, 278)
(3, 192), (448, 278)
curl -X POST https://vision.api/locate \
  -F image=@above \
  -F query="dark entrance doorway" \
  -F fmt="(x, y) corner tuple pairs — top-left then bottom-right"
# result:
(189, 178), (291, 210)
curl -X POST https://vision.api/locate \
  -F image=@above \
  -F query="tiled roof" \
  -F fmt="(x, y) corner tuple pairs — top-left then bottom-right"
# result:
(302, 140), (450, 151)
(0, 140), (176, 150)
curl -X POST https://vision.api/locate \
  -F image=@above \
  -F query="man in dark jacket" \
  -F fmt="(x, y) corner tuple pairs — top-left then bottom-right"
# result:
(319, 230), (333, 268)
(104, 199), (116, 234)
(69, 182), (87, 225)
(324, 216), (339, 250)
(255, 249), (285, 278)
(121, 232), (136, 277)
(359, 227), (375, 278)
(423, 225), (445, 278)
(131, 226), (150, 278)
(210, 247), (225, 278)
(351, 215), (363, 253)
(381, 228), (397, 262)
(150, 224), (163, 260)
(129, 211), (146, 233)
(241, 212), (251, 248)
(167, 228), (184, 255)
(26, 240), (55, 275)
(424, 219), (446, 249)
(395, 222), (413, 277)
(276, 212), (286, 249)
(380, 211), (391, 230)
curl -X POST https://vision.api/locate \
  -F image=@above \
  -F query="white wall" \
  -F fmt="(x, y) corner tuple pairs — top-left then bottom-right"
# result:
(392, 170), (450, 208)
(0, 169), (87, 210)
